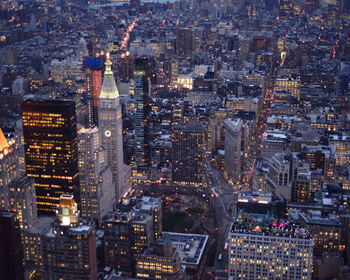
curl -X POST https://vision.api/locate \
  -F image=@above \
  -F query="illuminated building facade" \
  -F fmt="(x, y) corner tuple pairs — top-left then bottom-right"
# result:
(275, 77), (301, 100)
(135, 239), (184, 280)
(0, 128), (38, 230)
(22, 100), (80, 216)
(131, 58), (151, 181)
(171, 122), (205, 187)
(228, 220), (313, 280)
(84, 57), (103, 127)
(299, 145), (336, 181)
(299, 210), (341, 259)
(225, 96), (261, 115)
(0, 210), (24, 280)
(104, 197), (162, 273)
(78, 127), (115, 226)
(24, 195), (97, 280)
(8, 176), (38, 230)
(224, 118), (243, 184)
(98, 53), (126, 200)
(291, 172), (312, 204)
(177, 75), (193, 90)
(328, 134), (350, 166)
(56, 194), (80, 226)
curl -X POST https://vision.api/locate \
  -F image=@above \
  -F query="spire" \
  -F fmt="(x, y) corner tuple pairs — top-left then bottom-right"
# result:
(100, 53), (119, 99)
(0, 128), (9, 152)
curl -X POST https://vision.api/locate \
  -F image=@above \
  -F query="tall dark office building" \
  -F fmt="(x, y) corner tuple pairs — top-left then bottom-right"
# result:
(171, 122), (205, 186)
(176, 27), (195, 55)
(22, 100), (80, 216)
(117, 52), (134, 82)
(0, 211), (24, 280)
(131, 58), (152, 181)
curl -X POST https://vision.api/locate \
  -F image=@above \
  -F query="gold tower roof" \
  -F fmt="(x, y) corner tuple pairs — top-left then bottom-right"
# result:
(100, 53), (119, 99)
(0, 128), (9, 152)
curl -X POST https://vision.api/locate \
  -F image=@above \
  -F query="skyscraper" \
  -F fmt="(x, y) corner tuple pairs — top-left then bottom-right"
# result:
(22, 100), (80, 215)
(84, 57), (103, 127)
(78, 127), (115, 226)
(171, 122), (205, 186)
(104, 197), (162, 273)
(176, 27), (195, 55)
(117, 51), (134, 83)
(0, 210), (24, 280)
(131, 58), (151, 181)
(224, 118), (243, 184)
(0, 128), (20, 206)
(0, 128), (38, 230)
(98, 53), (126, 200)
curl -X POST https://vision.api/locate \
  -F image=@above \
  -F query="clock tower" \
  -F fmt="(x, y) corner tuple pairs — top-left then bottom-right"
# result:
(98, 53), (125, 201)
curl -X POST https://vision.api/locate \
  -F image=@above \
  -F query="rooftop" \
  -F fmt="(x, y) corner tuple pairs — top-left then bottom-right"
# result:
(299, 211), (341, 227)
(230, 220), (312, 240)
(162, 232), (208, 265)
(237, 191), (272, 204)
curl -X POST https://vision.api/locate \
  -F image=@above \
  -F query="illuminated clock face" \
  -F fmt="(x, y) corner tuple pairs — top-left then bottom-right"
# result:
(105, 130), (111, 137)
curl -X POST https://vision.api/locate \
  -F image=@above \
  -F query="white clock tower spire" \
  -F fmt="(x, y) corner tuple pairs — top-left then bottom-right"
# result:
(98, 53), (125, 201)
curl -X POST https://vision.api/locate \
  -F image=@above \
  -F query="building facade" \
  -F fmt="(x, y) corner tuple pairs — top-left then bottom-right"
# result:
(172, 122), (205, 186)
(135, 239), (184, 280)
(24, 195), (97, 280)
(98, 53), (126, 201)
(131, 58), (151, 181)
(176, 27), (195, 55)
(0, 211), (24, 280)
(224, 118), (243, 184)
(104, 197), (162, 272)
(0, 128), (38, 230)
(22, 99), (80, 215)
(228, 220), (313, 280)
(84, 57), (103, 127)
(77, 127), (115, 226)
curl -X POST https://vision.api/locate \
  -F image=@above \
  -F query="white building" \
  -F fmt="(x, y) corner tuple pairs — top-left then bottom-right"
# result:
(78, 127), (115, 226)
(98, 53), (126, 201)
(77, 37), (89, 61)
(266, 152), (292, 200)
(228, 220), (313, 280)
(50, 58), (83, 83)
